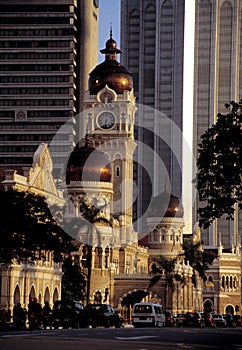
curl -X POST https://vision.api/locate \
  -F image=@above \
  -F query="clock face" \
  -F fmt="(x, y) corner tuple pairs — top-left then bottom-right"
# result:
(98, 111), (115, 129)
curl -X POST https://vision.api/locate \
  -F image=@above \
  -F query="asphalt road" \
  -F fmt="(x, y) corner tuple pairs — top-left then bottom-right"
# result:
(1, 326), (242, 350)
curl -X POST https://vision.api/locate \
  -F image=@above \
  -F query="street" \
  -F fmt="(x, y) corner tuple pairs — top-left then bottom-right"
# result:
(1, 326), (242, 350)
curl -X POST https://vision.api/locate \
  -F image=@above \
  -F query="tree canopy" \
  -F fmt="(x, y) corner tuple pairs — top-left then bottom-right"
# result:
(61, 256), (87, 302)
(0, 189), (74, 264)
(195, 100), (242, 229)
(180, 238), (216, 286)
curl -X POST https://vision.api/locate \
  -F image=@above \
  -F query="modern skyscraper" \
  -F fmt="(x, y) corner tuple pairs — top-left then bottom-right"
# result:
(0, 0), (99, 179)
(193, 0), (242, 249)
(121, 0), (186, 233)
(121, 0), (242, 247)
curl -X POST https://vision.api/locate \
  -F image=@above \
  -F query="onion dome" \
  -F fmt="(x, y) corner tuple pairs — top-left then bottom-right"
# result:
(89, 29), (133, 95)
(66, 141), (112, 185)
(148, 190), (184, 219)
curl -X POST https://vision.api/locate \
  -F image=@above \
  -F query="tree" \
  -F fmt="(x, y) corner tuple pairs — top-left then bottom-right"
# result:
(149, 256), (181, 311)
(195, 100), (242, 229)
(180, 238), (215, 287)
(77, 198), (112, 305)
(0, 189), (74, 264)
(60, 197), (112, 305)
(61, 256), (87, 302)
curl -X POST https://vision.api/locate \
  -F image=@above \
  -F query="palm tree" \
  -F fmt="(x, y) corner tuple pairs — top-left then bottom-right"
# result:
(73, 198), (112, 305)
(52, 196), (112, 305)
(180, 238), (215, 287)
(149, 255), (182, 311)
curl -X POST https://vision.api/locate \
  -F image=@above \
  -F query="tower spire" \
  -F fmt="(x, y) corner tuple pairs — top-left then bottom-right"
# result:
(110, 23), (112, 39)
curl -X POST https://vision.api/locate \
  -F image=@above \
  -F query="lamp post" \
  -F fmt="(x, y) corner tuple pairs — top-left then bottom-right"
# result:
(82, 245), (92, 306)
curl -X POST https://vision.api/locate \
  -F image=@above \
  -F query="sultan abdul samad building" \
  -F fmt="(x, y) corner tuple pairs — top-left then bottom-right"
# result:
(0, 32), (241, 322)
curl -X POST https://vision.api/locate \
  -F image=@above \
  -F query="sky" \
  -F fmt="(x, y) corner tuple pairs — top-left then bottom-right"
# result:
(98, 0), (121, 62)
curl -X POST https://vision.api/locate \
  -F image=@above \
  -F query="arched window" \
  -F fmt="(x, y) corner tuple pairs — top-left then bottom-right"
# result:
(116, 166), (120, 177)
(94, 247), (102, 268)
(221, 275), (225, 289)
(94, 291), (102, 303)
(153, 229), (158, 241)
(105, 247), (109, 269)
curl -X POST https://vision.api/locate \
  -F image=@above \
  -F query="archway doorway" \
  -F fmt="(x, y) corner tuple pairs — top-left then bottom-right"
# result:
(225, 305), (234, 315)
(204, 299), (213, 313)
(53, 288), (59, 303)
(29, 286), (35, 300)
(120, 290), (149, 324)
(13, 285), (20, 305)
(44, 287), (50, 303)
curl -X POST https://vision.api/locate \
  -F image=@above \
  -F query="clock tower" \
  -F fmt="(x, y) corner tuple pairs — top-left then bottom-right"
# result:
(81, 30), (137, 245)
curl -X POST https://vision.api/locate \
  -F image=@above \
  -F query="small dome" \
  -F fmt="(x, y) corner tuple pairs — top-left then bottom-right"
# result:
(66, 143), (112, 184)
(148, 190), (184, 219)
(89, 31), (133, 95)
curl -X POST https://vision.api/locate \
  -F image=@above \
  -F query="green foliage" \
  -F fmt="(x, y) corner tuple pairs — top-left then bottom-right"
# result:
(149, 255), (180, 311)
(61, 256), (86, 302)
(180, 238), (215, 286)
(149, 256), (179, 289)
(195, 100), (242, 229)
(0, 189), (74, 264)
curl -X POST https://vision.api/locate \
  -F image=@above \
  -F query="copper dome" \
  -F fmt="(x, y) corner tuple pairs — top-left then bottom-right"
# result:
(88, 31), (133, 95)
(148, 190), (184, 219)
(66, 143), (112, 184)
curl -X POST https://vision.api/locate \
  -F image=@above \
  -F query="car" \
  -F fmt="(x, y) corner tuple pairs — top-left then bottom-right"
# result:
(164, 311), (176, 327)
(52, 300), (84, 329)
(82, 304), (123, 328)
(223, 314), (236, 328)
(202, 313), (216, 328)
(183, 312), (205, 328)
(233, 315), (242, 327)
(212, 314), (226, 327)
(175, 313), (186, 327)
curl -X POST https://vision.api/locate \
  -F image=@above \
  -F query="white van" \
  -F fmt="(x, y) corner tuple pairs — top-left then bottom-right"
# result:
(132, 302), (165, 327)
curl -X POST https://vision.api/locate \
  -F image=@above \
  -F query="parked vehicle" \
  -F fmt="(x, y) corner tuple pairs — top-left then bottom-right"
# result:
(165, 311), (176, 327)
(83, 304), (123, 328)
(223, 314), (236, 328)
(202, 313), (216, 328)
(175, 313), (186, 327)
(183, 312), (205, 328)
(212, 314), (226, 327)
(52, 300), (84, 329)
(132, 302), (165, 327)
(233, 315), (242, 327)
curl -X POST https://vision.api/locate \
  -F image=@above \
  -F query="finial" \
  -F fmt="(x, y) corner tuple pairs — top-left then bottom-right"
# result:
(110, 23), (113, 39)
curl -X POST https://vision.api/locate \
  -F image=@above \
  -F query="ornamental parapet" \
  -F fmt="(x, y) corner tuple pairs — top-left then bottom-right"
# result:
(67, 181), (113, 193)
(147, 217), (184, 227)
(114, 273), (151, 280)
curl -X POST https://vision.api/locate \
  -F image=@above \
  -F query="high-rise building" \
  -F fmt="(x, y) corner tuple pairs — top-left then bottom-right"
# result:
(0, 0), (99, 179)
(121, 0), (242, 247)
(193, 0), (242, 249)
(121, 0), (186, 233)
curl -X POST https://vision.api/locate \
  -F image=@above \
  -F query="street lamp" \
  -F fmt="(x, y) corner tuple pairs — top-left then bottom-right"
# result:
(81, 245), (92, 306)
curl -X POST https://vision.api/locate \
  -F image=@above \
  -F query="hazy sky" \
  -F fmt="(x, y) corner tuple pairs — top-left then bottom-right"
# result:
(98, 0), (121, 62)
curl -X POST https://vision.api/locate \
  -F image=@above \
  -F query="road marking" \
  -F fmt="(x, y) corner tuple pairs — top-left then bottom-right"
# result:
(115, 335), (158, 340)
(1, 330), (58, 338)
